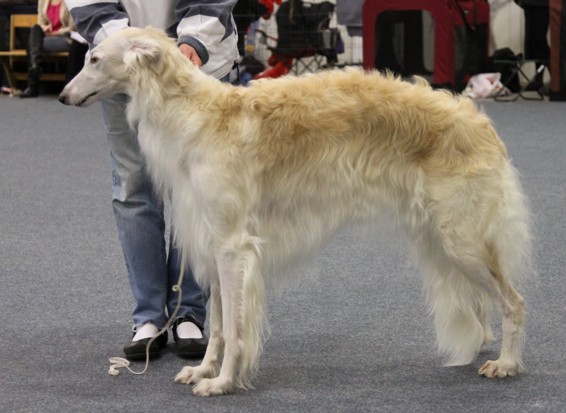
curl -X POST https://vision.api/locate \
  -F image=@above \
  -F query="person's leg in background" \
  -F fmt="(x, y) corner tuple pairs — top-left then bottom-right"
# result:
(549, 0), (566, 100)
(523, 4), (550, 90)
(20, 24), (45, 98)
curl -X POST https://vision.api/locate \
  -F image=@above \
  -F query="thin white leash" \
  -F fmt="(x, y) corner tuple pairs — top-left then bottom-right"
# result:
(108, 258), (186, 376)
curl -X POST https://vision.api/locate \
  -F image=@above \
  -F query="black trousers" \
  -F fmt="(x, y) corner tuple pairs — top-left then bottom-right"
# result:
(523, 5), (551, 62)
(549, 0), (566, 99)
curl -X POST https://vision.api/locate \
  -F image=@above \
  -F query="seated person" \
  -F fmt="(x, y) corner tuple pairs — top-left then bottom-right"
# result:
(21, 0), (74, 98)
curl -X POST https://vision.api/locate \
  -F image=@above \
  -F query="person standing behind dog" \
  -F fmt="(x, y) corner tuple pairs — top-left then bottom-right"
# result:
(20, 0), (74, 98)
(62, 0), (239, 360)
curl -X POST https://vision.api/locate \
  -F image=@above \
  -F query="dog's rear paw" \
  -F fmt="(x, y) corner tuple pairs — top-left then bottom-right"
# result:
(192, 377), (233, 397)
(479, 359), (519, 378)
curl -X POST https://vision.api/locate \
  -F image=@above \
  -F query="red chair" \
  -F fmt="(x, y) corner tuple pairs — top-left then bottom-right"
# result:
(362, 0), (489, 90)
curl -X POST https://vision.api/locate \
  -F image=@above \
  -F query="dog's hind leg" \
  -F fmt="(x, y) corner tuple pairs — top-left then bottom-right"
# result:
(425, 222), (525, 377)
(175, 276), (224, 385)
(478, 165), (530, 377)
(419, 165), (529, 376)
(422, 221), (526, 377)
(191, 235), (265, 396)
(478, 246), (525, 378)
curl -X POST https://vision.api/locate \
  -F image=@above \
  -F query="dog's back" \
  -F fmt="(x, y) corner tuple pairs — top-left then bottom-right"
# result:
(243, 68), (506, 169)
(216, 70), (515, 274)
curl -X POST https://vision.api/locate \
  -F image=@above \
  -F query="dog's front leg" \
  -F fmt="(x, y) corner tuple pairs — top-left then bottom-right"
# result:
(175, 278), (223, 384)
(191, 248), (247, 396)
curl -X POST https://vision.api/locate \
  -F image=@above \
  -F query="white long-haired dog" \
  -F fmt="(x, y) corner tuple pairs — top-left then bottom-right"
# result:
(59, 27), (531, 396)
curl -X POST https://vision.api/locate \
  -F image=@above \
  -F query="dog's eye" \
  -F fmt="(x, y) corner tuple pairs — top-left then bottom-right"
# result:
(90, 56), (99, 64)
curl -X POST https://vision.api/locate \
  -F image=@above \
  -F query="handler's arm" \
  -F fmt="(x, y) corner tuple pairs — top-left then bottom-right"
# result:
(63, 0), (129, 46)
(174, 0), (237, 66)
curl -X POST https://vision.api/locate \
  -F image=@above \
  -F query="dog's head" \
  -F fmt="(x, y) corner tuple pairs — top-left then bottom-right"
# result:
(59, 27), (172, 107)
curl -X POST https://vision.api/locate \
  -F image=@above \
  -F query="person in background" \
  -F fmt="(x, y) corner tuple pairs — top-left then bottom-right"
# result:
(63, 0), (239, 361)
(514, 0), (550, 91)
(549, 0), (566, 100)
(20, 0), (73, 98)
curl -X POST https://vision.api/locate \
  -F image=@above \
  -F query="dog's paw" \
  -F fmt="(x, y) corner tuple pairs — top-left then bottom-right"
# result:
(175, 366), (207, 385)
(192, 377), (233, 397)
(479, 359), (519, 378)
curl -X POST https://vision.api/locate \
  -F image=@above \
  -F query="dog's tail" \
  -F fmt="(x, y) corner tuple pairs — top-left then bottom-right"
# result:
(419, 160), (531, 366)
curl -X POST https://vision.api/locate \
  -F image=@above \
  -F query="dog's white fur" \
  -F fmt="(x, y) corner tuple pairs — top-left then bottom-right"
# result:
(60, 27), (531, 396)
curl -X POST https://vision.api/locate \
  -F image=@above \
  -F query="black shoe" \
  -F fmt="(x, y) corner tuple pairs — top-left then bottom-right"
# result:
(172, 316), (208, 359)
(19, 86), (39, 98)
(549, 91), (566, 102)
(123, 327), (168, 361)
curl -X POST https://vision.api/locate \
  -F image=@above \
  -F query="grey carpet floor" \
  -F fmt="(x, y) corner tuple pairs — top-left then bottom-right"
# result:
(1, 94), (565, 413)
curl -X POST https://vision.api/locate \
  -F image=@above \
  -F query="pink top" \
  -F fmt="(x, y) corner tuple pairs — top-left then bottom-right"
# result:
(46, 3), (62, 32)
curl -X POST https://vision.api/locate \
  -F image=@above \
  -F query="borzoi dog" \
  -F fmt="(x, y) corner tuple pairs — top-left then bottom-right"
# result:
(59, 27), (531, 396)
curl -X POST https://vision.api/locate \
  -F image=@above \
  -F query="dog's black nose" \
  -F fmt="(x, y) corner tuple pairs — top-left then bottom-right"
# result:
(58, 94), (67, 105)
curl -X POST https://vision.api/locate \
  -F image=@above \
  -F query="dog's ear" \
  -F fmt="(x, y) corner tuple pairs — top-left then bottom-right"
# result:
(124, 37), (162, 71)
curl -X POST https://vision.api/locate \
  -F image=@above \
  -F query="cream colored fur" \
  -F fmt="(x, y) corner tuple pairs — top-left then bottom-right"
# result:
(60, 27), (532, 397)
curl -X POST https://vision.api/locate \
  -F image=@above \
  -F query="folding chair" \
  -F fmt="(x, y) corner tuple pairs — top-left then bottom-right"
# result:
(493, 58), (546, 101)
(254, 0), (340, 79)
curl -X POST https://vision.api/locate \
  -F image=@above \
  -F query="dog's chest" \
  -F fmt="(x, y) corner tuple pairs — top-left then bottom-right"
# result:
(136, 122), (182, 186)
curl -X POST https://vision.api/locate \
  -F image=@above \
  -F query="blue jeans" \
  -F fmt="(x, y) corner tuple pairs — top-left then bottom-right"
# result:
(101, 94), (206, 329)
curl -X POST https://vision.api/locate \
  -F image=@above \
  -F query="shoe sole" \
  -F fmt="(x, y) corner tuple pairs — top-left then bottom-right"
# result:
(124, 349), (162, 361)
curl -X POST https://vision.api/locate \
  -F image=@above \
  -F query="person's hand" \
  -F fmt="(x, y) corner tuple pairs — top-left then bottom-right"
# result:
(179, 43), (202, 68)
(41, 23), (52, 34)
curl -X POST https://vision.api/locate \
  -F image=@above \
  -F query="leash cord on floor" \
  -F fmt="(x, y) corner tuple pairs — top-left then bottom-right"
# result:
(107, 258), (186, 376)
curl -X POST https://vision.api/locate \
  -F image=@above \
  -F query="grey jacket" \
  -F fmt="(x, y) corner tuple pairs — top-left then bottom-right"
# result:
(63, 0), (239, 79)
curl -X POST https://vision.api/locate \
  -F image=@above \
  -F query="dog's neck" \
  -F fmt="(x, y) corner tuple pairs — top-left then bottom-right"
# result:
(125, 60), (213, 126)
(128, 54), (232, 126)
